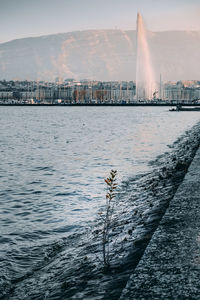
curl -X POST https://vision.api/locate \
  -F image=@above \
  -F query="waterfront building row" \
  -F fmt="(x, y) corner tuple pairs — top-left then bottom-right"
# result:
(1, 80), (200, 103)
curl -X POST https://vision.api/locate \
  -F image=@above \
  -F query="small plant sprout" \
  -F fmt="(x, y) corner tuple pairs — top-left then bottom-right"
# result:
(101, 169), (118, 269)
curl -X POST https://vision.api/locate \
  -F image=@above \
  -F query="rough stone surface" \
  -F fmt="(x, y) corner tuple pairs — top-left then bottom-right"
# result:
(120, 147), (200, 300)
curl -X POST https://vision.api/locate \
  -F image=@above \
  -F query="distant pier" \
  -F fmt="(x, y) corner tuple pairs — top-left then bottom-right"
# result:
(1, 102), (200, 107)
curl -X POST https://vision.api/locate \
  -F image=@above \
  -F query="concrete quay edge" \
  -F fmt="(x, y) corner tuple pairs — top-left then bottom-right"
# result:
(120, 146), (200, 299)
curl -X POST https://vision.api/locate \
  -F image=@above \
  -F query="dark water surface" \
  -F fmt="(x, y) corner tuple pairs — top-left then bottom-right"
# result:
(0, 106), (200, 298)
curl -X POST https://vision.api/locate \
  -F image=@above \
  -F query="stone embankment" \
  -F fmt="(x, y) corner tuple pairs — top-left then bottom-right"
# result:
(120, 145), (200, 299)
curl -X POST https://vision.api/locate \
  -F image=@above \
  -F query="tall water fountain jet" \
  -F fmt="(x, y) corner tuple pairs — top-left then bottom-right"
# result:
(136, 13), (157, 100)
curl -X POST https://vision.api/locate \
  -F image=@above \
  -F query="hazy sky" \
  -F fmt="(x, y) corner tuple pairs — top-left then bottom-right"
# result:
(1, 0), (200, 43)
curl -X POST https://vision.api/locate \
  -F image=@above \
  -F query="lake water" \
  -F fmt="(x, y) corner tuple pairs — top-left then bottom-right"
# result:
(0, 106), (200, 297)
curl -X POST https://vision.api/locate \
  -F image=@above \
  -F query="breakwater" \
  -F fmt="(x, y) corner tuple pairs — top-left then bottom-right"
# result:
(120, 127), (200, 299)
(1, 103), (200, 106)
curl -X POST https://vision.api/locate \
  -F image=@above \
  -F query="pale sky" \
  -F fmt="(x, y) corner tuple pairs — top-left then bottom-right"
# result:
(1, 0), (200, 43)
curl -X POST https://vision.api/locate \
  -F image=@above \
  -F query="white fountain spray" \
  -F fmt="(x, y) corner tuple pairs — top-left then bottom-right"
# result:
(136, 12), (157, 100)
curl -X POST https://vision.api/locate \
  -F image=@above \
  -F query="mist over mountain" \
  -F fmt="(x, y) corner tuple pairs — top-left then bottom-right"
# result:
(0, 29), (200, 81)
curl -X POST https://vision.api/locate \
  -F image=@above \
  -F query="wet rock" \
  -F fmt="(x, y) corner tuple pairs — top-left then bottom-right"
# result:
(128, 229), (132, 235)
(175, 161), (187, 171)
(120, 125), (200, 299)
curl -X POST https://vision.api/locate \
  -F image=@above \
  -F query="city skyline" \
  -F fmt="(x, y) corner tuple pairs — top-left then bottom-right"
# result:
(1, 0), (200, 43)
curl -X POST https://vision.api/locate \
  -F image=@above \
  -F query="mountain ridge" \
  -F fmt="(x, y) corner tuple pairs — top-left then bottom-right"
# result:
(0, 29), (200, 81)
(2, 29), (200, 45)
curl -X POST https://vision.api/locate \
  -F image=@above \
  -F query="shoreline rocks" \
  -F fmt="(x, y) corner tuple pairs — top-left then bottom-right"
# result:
(120, 127), (200, 299)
